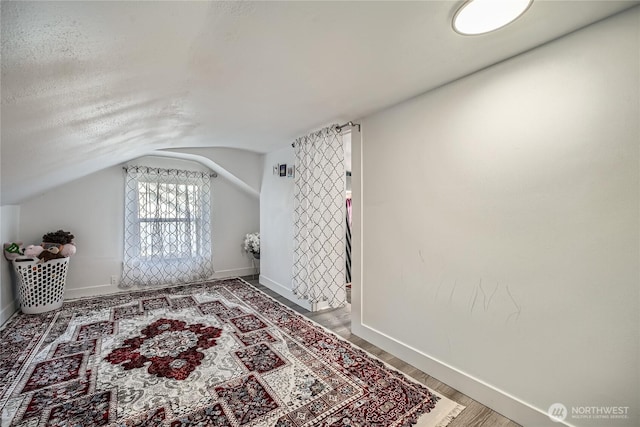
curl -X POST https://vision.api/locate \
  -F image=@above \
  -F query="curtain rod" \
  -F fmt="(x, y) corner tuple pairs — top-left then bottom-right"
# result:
(335, 121), (361, 133)
(291, 121), (361, 147)
(122, 166), (217, 178)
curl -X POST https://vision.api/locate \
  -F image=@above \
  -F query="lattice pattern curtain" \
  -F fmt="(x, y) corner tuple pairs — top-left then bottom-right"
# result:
(121, 166), (213, 287)
(346, 198), (352, 284)
(293, 126), (346, 308)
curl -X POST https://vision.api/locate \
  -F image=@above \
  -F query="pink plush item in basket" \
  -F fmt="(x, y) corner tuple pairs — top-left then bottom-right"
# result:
(3, 242), (24, 261)
(24, 245), (44, 258)
(60, 243), (76, 257)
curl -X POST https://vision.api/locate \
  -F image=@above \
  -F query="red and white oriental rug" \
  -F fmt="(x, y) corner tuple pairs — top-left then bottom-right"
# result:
(0, 278), (464, 426)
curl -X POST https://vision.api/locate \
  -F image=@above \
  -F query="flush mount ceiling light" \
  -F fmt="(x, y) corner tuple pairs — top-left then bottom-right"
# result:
(453, 0), (533, 35)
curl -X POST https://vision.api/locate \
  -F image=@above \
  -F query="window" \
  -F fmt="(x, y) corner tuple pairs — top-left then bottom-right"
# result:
(137, 181), (203, 259)
(121, 167), (213, 287)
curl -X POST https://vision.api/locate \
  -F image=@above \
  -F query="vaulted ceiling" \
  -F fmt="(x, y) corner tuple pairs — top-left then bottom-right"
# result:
(1, 1), (637, 204)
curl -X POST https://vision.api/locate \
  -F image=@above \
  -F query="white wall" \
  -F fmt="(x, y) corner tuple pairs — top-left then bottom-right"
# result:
(259, 147), (313, 310)
(18, 151), (260, 299)
(206, 161), (261, 278)
(19, 166), (124, 298)
(0, 205), (20, 325)
(353, 8), (639, 427)
(169, 147), (263, 194)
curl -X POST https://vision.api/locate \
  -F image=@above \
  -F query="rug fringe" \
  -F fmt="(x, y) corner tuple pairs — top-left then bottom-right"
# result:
(434, 403), (466, 427)
(414, 402), (465, 427)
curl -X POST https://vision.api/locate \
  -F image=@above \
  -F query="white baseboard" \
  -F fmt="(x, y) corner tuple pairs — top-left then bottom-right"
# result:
(64, 270), (255, 301)
(64, 284), (118, 300)
(0, 299), (18, 328)
(352, 321), (570, 427)
(211, 267), (256, 279)
(258, 275), (313, 311)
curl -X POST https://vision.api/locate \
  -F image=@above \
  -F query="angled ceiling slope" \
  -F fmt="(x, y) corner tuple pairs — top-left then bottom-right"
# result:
(1, 1), (637, 205)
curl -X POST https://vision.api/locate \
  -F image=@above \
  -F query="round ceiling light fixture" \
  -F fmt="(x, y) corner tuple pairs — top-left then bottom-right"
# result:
(453, 0), (533, 35)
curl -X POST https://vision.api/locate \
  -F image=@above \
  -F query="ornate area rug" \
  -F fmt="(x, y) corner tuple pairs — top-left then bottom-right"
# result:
(0, 278), (464, 426)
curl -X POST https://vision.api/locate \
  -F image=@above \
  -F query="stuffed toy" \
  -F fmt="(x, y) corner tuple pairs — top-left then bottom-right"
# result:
(10, 231), (77, 263)
(60, 243), (76, 257)
(38, 246), (64, 262)
(42, 230), (76, 259)
(24, 245), (44, 258)
(42, 230), (75, 246)
(3, 242), (24, 261)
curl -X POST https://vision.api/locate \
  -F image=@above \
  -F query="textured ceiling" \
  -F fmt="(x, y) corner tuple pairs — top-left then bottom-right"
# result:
(1, 1), (637, 204)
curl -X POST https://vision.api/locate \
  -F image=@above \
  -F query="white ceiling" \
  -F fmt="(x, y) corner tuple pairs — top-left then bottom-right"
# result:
(1, 0), (637, 204)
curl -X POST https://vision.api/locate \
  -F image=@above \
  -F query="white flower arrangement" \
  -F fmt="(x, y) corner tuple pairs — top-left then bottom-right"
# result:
(243, 232), (260, 256)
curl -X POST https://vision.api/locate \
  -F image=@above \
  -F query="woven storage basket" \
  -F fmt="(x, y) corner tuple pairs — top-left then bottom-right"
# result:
(12, 257), (69, 314)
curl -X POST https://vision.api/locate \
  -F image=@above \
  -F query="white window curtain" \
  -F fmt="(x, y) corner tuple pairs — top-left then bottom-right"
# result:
(293, 126), (346, 308)
(121, 166), (213, 287)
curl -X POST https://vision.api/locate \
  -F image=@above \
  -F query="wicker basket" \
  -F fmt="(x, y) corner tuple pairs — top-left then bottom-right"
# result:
(12, 257), (69, 314)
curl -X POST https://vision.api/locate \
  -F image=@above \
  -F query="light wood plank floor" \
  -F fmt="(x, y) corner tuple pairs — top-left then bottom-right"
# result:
(242, 277), (521, 427)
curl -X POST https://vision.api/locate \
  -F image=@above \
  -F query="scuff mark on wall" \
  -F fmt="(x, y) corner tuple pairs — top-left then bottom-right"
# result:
(485, 282), (499, 311)
(448, 280), (457, 305)
(469, 280), (479, 314)
(434, 277), (444, 301)
(433, 276), (523, 324)
(505, 284), (522, 324)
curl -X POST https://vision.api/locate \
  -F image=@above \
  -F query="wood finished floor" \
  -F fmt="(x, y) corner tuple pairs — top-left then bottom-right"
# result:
(242, 277), (521, 427)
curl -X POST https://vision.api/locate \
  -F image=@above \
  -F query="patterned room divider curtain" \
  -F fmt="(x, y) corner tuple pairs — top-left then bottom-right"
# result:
(121, 166), (214, 287)
(293, 126), (346, 308)
(346, 197), (352, 284)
